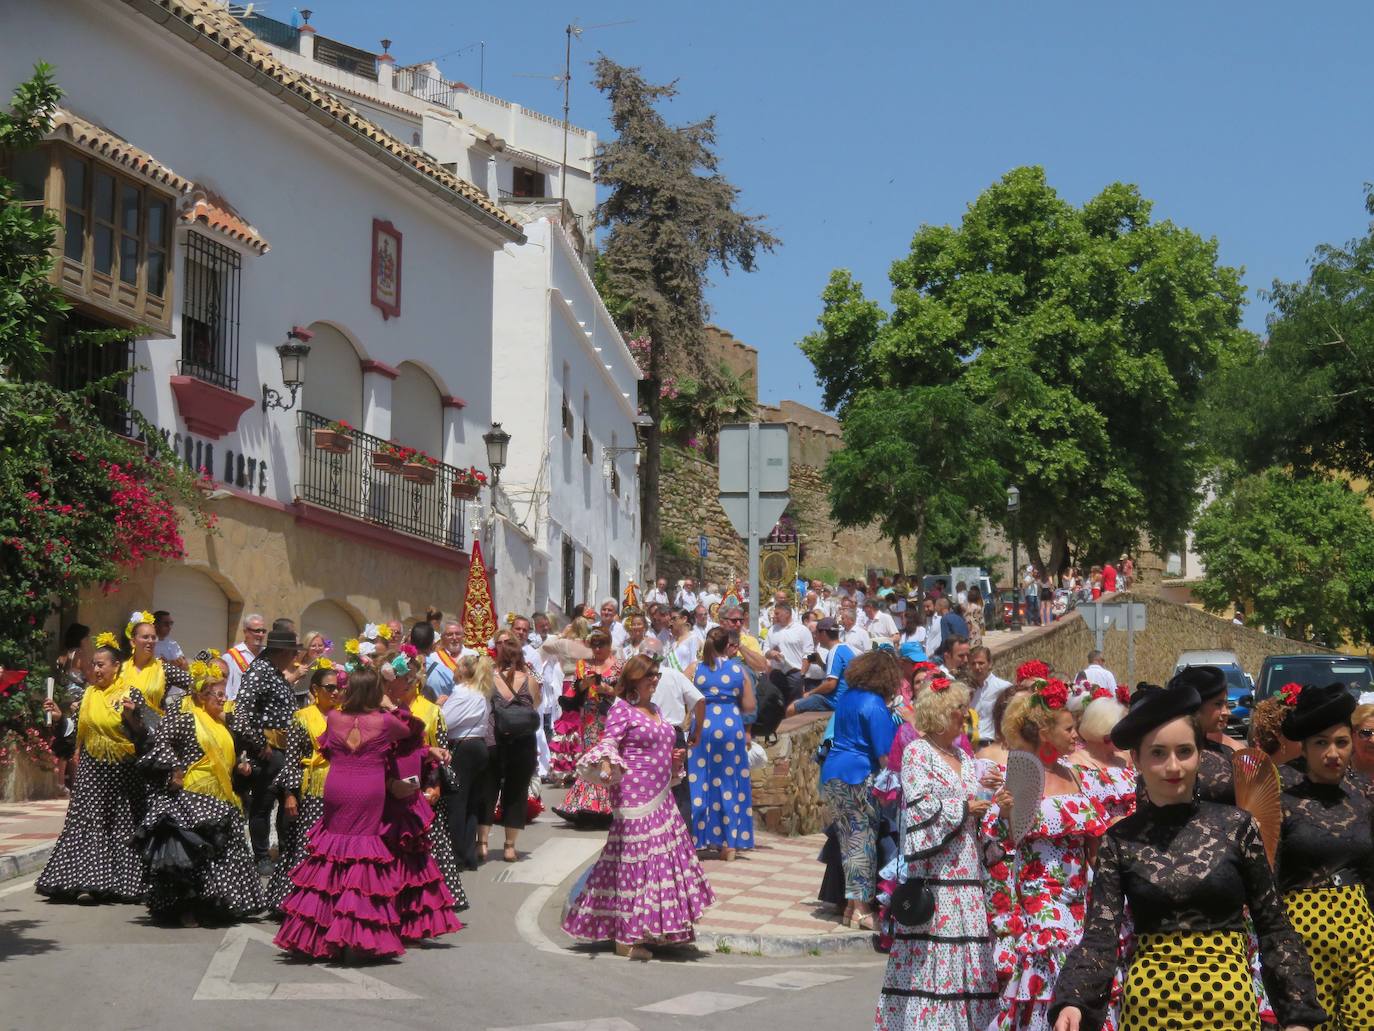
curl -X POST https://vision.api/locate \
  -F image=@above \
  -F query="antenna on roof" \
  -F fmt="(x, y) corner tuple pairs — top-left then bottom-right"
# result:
(558, 20), (632, 208)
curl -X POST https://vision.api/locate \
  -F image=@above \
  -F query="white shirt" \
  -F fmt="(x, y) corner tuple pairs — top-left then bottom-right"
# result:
(700, 591), (722, 610)
(652, 666), (704, 730)
(970, 673), (1012, 743)
(767, 621), (815, 672)
(617, 636), (661, 663)
(844, 625), (871, 653)
(1081, 663), (1118, 693)
(223, 642), (256, 701)
(442, 685), (491, 740)
(154, 637), (183, 662)
(925, 615), (943, 659)
(817, 596), (838, 618)
(675, 589), (699, 610)
(603, 621), (628, 651)
(859, 611), (898, 640)
(667, 633), (699, 672)
(644, 588), (669, 607)
(538, 654), (564, 715)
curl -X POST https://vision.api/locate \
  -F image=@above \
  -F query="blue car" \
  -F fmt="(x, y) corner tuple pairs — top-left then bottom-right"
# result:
(1173, 651), (1254, 736)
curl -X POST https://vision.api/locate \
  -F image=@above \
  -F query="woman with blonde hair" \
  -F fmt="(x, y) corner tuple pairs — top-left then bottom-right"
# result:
(1069, 694), (1136, 823)
(1348, 701), (1374, 779)
(987, 680), (1109, 1030)
(443, 653), (494, 869)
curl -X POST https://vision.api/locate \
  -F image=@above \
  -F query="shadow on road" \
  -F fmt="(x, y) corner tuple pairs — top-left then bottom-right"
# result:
(0, 915), (59, 958)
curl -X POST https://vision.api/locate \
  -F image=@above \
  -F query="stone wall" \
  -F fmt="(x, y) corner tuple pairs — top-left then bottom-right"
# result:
(989, 591), (1335, 686)
(751, 713), (829, 836)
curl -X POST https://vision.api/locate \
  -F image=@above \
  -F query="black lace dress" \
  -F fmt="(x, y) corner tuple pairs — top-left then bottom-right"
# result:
(1050, 799), (1324, 1031)
(1196, 739), (1235, 804)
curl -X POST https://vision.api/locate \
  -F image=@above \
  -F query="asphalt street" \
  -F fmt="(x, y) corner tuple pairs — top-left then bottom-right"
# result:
(0, 816), (886, 1031)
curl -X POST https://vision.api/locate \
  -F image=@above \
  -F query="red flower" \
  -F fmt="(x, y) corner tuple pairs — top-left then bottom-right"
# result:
(992, 892), (1012, 914)
(929, 676), (952, 693)
(1116, 683), (1132, 705)
(1026, 974), (1046, 997)
(1090, 685), (1111, 701)
(1070, 901), (1086, 922)
(1022, 895), (1045, 915)
(1038, 678), (1069, 710)
(1279, 682), (1303, 707)
(1016, 660), (1051, 683)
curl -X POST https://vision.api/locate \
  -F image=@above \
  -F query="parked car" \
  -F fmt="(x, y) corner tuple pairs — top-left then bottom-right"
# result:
(1254, 654), (1374, 704)
(1173, 650), (1254, 736)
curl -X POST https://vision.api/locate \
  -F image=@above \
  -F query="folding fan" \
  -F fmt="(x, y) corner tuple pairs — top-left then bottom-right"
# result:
(1232, 747), (1282, 869)
(1005, 750), (1046, 846)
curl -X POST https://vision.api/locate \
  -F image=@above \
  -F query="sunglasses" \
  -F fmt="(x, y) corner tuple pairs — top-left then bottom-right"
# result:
(1358, 729), (1374, 741)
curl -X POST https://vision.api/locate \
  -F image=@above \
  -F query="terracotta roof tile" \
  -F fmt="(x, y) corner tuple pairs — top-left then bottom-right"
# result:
(121, 0), (521, 237)
(181, 188), (269, 254)
(48, 108), (194, 195)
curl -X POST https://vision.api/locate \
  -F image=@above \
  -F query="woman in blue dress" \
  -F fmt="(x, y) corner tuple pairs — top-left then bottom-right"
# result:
(686, 627), (757, 859)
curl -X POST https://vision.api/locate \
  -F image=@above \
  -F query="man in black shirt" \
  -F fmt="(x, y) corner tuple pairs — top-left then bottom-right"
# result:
(231, 626), (300, 872)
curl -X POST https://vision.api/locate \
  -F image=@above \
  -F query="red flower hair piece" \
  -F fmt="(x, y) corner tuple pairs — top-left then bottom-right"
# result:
(1090, 685), (1112, 702)
(1016, 660), (1051, 683)
(1115, 684), (1131, 706)
(1278, 682), (1303, 707)
(1036, 678), (1070, 711)
(929, 676), (953, 693)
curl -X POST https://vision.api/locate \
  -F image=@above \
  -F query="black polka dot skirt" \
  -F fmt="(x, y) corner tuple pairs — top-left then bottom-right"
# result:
(35, 751), (147, 902)
(1285, 885), (1374, 1031)
(139, 789), (265, 921)
(1120, 931), (1258, 1030)
(266, 793), (325, 912)
(428, 806), (468, 912)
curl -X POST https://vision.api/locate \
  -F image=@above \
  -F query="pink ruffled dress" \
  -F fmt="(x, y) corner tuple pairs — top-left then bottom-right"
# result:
(274, 708), (413, 960)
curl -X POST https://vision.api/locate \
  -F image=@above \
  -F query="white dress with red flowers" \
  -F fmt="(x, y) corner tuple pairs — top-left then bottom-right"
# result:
(1068, 764), (1136, 823)
(876, 738), (999, 1031)
(987, 789), (1109, 1031)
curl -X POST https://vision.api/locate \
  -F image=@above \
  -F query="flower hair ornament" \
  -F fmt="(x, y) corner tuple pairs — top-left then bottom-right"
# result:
(389, 654), (412, 677)
(400, 643), (418, 660)
(189, 659), (223, 692)
(362, 623), (380, 641)
(125, 609), (156, 640)
(94, 631), (121, 650)
(928, 676), (953, 693)
(1016, 659), (1051, 683)
(1115, 683), (1131, 706)
(344, 639), (361, 657)
(1278, 681), (1303, 707)
(1032, 678), (1070, 711)
(313, 657), (335, 671)
(374, 623), (393, 642)
(505, 612), (517, 626)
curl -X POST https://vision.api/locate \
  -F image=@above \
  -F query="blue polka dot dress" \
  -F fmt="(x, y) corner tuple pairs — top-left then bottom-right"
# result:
(687, 659), (754, 851)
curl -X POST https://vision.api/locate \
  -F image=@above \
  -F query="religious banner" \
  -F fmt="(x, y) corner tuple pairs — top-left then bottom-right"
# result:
(462, 538), (497, 648)
(371, 218), (402, 320)
(759, 540), (800, 604)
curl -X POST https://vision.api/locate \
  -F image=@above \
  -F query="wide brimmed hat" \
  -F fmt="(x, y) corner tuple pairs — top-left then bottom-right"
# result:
(1111, 680), (1202, 750)
(1282, 683), (1357, 741)
(264, 628), (299, 652)
(1168, 665), (1227, 704)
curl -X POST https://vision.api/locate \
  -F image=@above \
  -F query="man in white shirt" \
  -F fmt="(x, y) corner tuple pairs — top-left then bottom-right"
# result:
(967, 645), (1011, 745)
(653, 661), (705, 822)
(691, 604), (712, 643)
(597, 598), (627, 651)
(674, 579), (699, 611)
(1079, 650), (1118, 694)
(817, 584), (838, 618)
(699, 582), (723, 612)
(858, 598), (898, 643)
(764, 601), (815, 707)
(527, 611), (551, 650)
(152, 610), (185, 665)
(923, 597), (943, 662)
(644, 577), (670, 608)
(224, 613), (266, 701)
(648, 603), (673, 652)
(839, 603), (871, 653)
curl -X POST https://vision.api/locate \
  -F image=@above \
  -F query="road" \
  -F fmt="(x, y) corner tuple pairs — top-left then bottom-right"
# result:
(0, 816), (885, 1031)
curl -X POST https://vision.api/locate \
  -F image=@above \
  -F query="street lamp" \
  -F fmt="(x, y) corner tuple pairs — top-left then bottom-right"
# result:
(1007, 485), (1022, 632)
(262, 326), (313, 412)
(482, 421), (510, 492)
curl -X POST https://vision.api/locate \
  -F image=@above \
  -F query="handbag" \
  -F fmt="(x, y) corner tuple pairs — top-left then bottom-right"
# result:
(436, 761), (461, 794)
(889, 876), (935, 927)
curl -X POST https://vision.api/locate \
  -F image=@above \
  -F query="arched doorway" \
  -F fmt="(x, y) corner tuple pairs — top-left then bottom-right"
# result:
(299, 599), (360, 662)
(152, 565), (232, 656)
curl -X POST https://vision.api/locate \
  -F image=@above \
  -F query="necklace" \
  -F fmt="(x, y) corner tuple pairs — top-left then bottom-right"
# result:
(928, 738), (961, 760)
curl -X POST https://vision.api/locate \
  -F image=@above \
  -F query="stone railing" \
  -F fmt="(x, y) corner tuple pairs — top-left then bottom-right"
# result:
(751, 712), (830, 836)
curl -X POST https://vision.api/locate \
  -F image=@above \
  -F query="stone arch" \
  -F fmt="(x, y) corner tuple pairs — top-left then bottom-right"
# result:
(391, 360), (444, 458)
(151, 564), (233, 656)
(301, 321), (364, 428)
(299, 599), (363, 662)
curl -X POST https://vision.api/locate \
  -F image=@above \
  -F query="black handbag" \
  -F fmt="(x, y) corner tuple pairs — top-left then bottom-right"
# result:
(493, 698), (540, 740)
(436, 761), (461, 794)
(889, 876), (935, 927)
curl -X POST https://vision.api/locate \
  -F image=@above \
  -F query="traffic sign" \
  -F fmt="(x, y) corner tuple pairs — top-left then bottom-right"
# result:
(698, 535), (709, 559)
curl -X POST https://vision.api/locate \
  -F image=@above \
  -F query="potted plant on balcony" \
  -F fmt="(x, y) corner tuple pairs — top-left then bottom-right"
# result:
(372, 441), (413, 473)
(401, 450), (438, 485)
(313, 418), (354, 455)
(451, 466), (487, 500)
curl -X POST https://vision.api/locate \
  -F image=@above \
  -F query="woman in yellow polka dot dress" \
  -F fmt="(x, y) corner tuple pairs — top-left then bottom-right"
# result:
(1050, 679), (1324, 1031)
(686, 627), (757, 860)
(1276, 682), (1374, 1031)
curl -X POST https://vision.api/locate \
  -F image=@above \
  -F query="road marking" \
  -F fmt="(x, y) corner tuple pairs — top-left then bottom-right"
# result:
(0, 878), (36, 898)
(637, 991), (763, 1016)
(737, 970), (853, 990)
(495, 837), (604, 886)
(194, 924), (419, 1001)
(489, 1020), (640, 1031)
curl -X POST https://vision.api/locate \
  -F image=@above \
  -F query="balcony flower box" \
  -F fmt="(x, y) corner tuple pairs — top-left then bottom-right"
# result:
(372, 451), (402, 473)
(451, 466), (487, 500)
(373, 441), (415, 474)
(451, 482), (479, 501)
(313, 422), (354, 455)
(402, 459), (437, 485)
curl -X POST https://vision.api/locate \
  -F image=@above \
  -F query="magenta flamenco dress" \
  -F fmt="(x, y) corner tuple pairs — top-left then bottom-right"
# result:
(274, 709), (413, 960)
(562, 698), (715, 947)
(383, 713), (463, 943)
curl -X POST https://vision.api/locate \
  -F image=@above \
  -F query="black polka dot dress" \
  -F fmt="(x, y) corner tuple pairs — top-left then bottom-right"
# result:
(35, 688), (150, 903)
(1276, 764), (1374, 1031)
(1050, 799), (1326, 1031)
(266, 711), (328, 913)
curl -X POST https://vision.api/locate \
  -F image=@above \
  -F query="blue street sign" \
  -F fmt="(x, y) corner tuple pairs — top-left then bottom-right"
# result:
(698, 535), (709, 558)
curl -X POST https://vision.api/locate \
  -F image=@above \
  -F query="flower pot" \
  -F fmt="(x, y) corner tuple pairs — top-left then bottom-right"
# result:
(372, 452), (403, 473)
(451, 482), (480, 500)
(402, 462), (437, 485)
(313, 428), (353, 454)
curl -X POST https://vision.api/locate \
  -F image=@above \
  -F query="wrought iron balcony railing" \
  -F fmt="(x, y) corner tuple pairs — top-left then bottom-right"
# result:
(298, 411), (469, 551)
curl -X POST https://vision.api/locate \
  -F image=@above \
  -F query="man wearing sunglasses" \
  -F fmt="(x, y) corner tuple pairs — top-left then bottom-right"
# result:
(718, 606), (768, 676)
(224, 613), (267, 701)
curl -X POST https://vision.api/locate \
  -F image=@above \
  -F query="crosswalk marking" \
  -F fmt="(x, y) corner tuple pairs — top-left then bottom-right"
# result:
(637, 991), (764, 1016)
(194, 925), (419, 1001)
(489, 1020), (640, 1031)
(737, 970), (853, 990)
(495, 837), (605, 886)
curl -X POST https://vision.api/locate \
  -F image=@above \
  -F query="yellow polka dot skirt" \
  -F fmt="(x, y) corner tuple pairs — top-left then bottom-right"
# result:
(1120, 931), (1258, 1030)
(1284, 885), (1374, 1031)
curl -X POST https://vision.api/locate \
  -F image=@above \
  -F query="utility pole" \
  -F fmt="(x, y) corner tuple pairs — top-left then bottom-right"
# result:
(560, 24), (572, 209)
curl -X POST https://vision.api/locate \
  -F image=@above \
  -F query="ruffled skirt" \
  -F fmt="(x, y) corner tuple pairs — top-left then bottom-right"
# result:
(562, 789), (715, 946)
(554, 776), (613, 826)
(273, 823), (406, 959)
(266, 793), (325, 911)
(35, 751), (146, 902)
(387, 797), (463, 942)
(135, 788), (265, 920)
(990, 925), (1080, 1031)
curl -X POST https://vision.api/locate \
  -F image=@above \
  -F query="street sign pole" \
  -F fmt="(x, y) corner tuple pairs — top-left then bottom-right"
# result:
(717, 422), (789, 635)
(748, 422), (761, 635)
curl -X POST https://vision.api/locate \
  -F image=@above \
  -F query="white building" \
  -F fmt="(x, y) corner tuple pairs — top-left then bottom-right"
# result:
(0, 0), (558, 652)
(232, 10), (643, 619)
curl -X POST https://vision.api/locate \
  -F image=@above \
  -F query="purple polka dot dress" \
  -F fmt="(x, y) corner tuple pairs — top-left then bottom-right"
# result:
(561, 699), (715, 946)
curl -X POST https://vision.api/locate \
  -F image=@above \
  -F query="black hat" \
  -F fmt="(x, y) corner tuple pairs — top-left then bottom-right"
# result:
(1110, 680), (1202, 750)
(1168, 665), (1227, 704)
(264, 628), (299, 653)
(1281, 682), (1357, 741)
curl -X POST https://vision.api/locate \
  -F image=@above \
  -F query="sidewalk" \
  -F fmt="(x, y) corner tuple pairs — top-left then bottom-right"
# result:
(0, 797), (67, 882)
(694, 831), (871, 956)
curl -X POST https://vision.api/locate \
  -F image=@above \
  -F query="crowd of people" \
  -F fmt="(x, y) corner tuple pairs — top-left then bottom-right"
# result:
(27, 571), (1374, 1031)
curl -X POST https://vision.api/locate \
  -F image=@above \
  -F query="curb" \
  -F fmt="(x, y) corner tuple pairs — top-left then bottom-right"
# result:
(0, 842), (54, 884)
(696, 927), (875, 958)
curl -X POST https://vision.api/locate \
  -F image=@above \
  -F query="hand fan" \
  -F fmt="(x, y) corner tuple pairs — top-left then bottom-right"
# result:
(1005, 750), (1045, 846)
(1232, 747), (1282, 869)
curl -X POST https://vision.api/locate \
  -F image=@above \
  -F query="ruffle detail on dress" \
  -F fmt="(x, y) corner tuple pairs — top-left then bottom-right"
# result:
(554, 777), (613, 823)
(305, 825), (396, 864)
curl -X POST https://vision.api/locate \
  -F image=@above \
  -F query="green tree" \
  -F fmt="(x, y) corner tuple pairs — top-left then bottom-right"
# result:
(1192, 468), (1374, 645)
(802, 167), (1247, 573)
(593, 57), (777, 576)
(659, 361), (755, 452)
(824, 386), (1003, 575)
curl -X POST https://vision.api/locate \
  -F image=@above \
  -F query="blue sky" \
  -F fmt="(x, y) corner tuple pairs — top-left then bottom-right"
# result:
(304, 0), (1374, 410)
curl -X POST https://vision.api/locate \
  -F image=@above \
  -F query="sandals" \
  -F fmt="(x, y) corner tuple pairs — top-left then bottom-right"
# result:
(720, 847), (737, 862)
(477, 842), (489, 863)
(503, 843), (518, 863)
(847, 909), (876, 930)
(614, 942), (653, 961)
